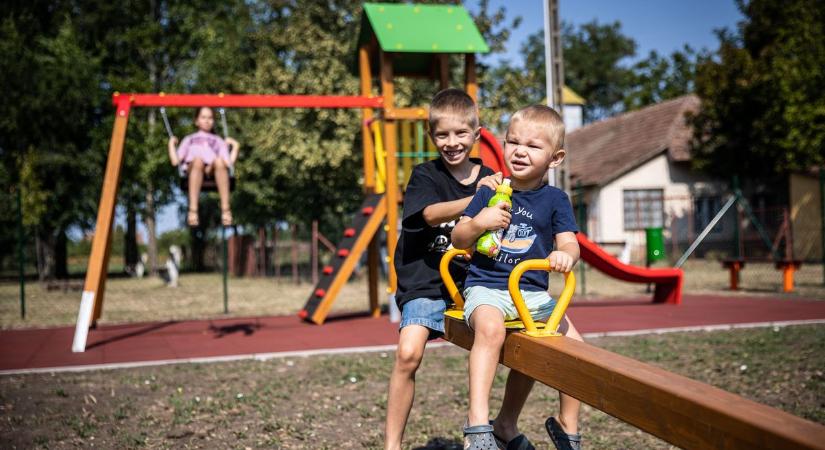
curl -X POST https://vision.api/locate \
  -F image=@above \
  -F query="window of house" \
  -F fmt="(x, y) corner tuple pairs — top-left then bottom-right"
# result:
(694, 196), (723, 234)
(623, 189), (664, 230)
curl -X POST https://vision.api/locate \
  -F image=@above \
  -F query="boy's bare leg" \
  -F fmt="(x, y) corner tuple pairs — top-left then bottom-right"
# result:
(554, 315), (582, 434)
(213, 158), (232, 225)
(187, 158), (205, 226)
(385, 324), (430, 450)
(468, 306), (506, 426)
(492, 369), (534, 441)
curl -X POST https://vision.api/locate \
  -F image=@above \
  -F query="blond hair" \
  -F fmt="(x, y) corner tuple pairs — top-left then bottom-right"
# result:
(508, 105), (565, 152)
(428, 88), (479, 132)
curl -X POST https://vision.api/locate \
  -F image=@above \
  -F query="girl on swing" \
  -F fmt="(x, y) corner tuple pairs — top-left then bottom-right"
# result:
(167, 106), (240, 227)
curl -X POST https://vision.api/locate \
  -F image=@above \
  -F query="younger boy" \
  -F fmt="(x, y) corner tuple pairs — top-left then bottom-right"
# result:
(384, 88), (499, 450)
(452, 105), (584, 450)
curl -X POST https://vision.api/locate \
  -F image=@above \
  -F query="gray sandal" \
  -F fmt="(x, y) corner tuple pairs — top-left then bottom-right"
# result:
(545, 417), (582, 450)
(464, 423), (498, 450)
(490, 420), (536, 450)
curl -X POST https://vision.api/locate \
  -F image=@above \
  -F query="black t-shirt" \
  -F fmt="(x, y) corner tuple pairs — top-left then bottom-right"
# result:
(394, 158), (495, 309)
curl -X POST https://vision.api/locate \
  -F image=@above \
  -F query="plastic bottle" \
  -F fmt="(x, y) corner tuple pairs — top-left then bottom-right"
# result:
(476, 179), (513, 258)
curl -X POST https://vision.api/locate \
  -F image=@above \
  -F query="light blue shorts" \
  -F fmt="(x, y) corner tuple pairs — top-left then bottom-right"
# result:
(463, 286), (556, 327)
(399, 297), (446, 340)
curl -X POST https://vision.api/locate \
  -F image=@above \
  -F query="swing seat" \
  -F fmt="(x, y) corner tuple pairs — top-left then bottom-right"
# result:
(178, 165), (236, 193)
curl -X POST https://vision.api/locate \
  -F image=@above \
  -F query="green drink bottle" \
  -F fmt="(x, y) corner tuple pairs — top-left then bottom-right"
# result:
(476, 179), (512, 258)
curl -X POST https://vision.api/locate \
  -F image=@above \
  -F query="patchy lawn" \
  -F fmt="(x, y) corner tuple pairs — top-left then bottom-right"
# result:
(1, 324), (822, 449)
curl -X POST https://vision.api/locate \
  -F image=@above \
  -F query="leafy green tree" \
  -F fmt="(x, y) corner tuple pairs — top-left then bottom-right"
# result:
(624, 45), (698, 111)
(0, 12), (101, 280)
(691, 0), (825, 177)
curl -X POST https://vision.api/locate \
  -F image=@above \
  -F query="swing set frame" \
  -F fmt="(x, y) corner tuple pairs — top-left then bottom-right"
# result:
(71, 93), (384, 353)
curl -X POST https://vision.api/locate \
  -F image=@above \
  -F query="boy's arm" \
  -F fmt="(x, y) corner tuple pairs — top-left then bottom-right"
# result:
(547, 231), (580, 272)
(421, 197), (472, 227)
(420, 171), (502, 227)
(451, 203), (512, 249)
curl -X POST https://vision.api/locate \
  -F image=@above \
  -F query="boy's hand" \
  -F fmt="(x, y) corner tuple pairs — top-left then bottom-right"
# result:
(474, 202), (511, 231)
(477, 172), (503, 192)
(547, 250), (575, 273)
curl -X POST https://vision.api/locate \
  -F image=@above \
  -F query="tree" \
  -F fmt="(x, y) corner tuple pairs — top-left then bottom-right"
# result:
(691, 0), (825, 177)
(624, 45), (698, 111)
(0, 12), (102, 280)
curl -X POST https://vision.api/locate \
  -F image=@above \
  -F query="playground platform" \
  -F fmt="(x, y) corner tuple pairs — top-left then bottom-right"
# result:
(2, 294), (824, 374)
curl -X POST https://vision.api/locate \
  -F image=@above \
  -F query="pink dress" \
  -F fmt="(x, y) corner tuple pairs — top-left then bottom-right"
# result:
(177, 130), (231, 172)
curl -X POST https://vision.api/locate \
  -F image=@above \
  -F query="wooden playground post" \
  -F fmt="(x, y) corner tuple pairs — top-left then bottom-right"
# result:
(72, 96), (131, 352)
(359, 42), (376, 193)
(381, 50), (399, 295)
(465, 53), (480, 158)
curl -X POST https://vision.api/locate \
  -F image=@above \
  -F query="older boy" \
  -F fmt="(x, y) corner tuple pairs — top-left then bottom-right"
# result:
(452, 105), (584, 450)
(384, 88), (499, 450)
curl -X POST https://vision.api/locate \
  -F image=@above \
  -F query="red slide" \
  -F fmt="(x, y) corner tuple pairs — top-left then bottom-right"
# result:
(578, 233), (684, 304)
(479, 128), (510, 176)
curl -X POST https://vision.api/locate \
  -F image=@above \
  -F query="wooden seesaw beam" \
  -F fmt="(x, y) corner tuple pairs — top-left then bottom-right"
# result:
(439, 250), (825, 449)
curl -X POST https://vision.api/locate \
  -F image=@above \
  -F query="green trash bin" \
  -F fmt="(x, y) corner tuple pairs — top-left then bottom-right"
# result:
(645, 227), (666, 263)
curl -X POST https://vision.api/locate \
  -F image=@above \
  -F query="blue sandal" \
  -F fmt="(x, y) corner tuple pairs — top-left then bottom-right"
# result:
(545, 417), (582, 450)
(464, 423), (498, 450)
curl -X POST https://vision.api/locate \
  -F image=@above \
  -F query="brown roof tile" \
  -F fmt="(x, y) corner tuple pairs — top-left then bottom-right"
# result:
(567, 95), (699, 187)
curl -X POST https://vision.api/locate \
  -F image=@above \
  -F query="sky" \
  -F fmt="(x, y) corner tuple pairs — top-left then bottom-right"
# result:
(138, 0), (744, 238)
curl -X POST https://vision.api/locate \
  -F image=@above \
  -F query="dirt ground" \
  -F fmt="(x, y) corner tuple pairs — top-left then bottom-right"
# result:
(1, 324), (822, 449)
(1, 259), (823, 329)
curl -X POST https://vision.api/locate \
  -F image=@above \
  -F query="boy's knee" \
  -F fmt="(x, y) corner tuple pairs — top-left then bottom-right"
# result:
(473, 319), (505, 345)
(395, 342), (424, 371)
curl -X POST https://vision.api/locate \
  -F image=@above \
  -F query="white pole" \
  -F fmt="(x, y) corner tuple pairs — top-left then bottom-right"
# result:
(544, 0), (557, 187)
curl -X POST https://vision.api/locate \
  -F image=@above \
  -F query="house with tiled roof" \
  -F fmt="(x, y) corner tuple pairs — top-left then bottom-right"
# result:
(566, 95), (730, 261)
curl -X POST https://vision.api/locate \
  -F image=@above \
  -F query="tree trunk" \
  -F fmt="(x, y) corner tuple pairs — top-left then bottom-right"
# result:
(144, 189), (158, 275)
(55, 228), (68, 279)
(35, 228), (56, 281)
(125, 204), (139, 273)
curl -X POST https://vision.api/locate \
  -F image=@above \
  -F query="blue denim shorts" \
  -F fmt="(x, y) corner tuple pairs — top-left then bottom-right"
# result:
(399, 297), (447, 340)
(463, 285), (557, 327)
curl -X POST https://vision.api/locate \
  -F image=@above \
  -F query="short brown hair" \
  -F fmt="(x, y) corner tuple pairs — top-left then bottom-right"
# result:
(508, 105), (565, 152)
(428, 88), (479, 132)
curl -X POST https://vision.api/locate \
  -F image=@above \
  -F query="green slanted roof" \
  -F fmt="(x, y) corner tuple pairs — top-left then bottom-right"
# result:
(357, 3), (489, 76)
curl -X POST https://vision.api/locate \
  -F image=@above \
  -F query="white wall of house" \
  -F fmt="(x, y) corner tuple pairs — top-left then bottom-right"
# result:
(586, 153), (726, 261)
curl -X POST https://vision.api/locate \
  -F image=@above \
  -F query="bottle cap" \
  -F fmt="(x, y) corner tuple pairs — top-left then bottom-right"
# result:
(497, 178), (513, 196)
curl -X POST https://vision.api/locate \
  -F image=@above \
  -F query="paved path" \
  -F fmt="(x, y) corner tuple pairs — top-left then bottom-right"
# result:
(2, 294), (824, 373)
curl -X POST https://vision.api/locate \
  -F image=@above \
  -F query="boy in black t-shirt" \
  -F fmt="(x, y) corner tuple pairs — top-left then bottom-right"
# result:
(453, 105), (584, 450)
(384, 89), (499, 450)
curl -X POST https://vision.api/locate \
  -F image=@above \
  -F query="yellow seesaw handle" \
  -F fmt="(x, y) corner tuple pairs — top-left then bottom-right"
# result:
(439, 250), (576, 337)
(440, 248), (470, 309)
(508, 260), (575, 337)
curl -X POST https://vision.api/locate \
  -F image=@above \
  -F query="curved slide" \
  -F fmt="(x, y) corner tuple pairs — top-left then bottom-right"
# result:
(477, 132), (683, 304)
(478, 128), (510, 177)
(578, 233), (683, 304)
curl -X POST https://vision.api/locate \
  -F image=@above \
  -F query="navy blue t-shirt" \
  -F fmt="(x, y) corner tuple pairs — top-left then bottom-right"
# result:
(463, 184), (578, 291)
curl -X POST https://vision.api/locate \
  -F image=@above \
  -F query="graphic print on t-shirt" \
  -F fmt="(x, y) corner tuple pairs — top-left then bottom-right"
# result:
(501, 223), (536, 254)
(427, 220), (457, 253)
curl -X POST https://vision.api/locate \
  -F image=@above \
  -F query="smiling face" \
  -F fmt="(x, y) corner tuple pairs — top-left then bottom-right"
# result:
(503, 119), (565, 189)
(194, 107), (215, 132)
(430, 116), (480, 167)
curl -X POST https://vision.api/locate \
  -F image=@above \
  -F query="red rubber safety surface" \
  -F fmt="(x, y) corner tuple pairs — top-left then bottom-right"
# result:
(1, 295), (823, 372)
